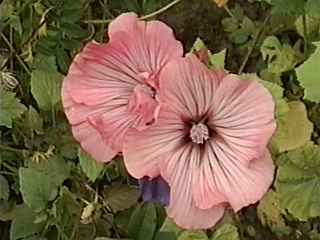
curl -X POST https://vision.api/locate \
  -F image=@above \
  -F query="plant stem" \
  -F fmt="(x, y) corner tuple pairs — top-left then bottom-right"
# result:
(0, 32), (31, 75)
(224, 5), (236, 19)
(302, 14), (308, 54)
(140, 0), (182, 20)
(238, 13), (271, 74)
(0, 144), (27, 154)
(84, 0), (182, 24)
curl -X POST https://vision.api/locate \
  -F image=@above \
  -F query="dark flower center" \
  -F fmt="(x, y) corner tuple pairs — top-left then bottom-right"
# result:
(190, 123), (210, 144)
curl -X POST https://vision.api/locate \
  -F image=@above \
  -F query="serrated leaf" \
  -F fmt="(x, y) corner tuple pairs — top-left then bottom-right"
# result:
(78, 148), (105, 182)
(31, 56), (63, 111)
(19, 156), (70, 211)
(178, 231), (208, 240)
(296, 41), (320, 102)
(257, 191), (290, 235)
(10, 204), (44, 240)
(272, 101), (313, 153)
(104, 185), (140, 212)
(0, 89), (26, 128)
(0, 175), (9, 200)
(128, 203), (157, 240)
(276, 142), (320, 221)
(211, 224), (239, 240)
(261, 36), (302, 74)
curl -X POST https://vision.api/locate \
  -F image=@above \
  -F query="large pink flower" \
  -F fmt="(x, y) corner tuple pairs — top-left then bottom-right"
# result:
(123, 55), (276, 229)
(62, 13), (183, 163)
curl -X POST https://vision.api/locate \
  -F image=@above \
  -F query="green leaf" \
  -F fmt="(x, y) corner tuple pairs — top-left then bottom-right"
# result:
(104, 184), (140, 213)
(211, 224), (239, 240)
(159, 217), (183, 236)
(128, 203), (157, 240)
(270, 0), (305, 16)
(178, 231), (208, 240)
(0, 89), (26, 128)
(261, 36), (302, 74)
(24, 106), (44, 134)
(10, 204), (44, 240)
(296, 41), (320, 102)
(276, 142), (320, 221)
(271, 101), (313, 153)
(306, 0), (320, 19)
(191, 37), (226, 68)
(0, 175), (9, 200)
(295, 15), (320, 40)
(78, 148), (105, 182)
(31, 56), (63, 111)
(52, 187), (81, 238)
(209, 49), (226, 69)
(19, 156), (70, 211)
(257, 191), (290, 235)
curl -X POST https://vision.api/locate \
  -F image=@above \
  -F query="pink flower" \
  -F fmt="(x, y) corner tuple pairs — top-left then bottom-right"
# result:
(62, 13), (183, 163)
(123, 55), (276, 229)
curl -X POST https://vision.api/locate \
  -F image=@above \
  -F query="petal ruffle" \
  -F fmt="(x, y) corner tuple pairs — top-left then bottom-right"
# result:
(62, 81), (117, 163)
(162, 145), (225, 229)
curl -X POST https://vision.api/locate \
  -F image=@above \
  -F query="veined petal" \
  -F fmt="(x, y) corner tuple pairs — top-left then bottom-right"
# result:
(123, 109), (186, 179)
(88, 105), (144, 152)
(159, 55), (224, 120)
(162, 144), (225, 229)
(209, 74), (276, 163)
(208, 138), (275, 211)
(108, 12), (183, 78)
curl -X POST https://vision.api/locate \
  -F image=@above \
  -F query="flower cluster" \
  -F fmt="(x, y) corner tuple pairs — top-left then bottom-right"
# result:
(62, 13), (276, 229)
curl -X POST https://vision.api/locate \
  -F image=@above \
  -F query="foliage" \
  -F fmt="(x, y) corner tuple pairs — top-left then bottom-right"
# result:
(0, 0), (320, 239)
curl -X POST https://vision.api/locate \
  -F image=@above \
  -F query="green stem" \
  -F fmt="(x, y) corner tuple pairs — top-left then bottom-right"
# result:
(0, 144), (27, 154)
(84, 0), (183, 24)
(302, 14), (308, 53)
(140, 0), (182, 20)
(238, 13), (271, 74)
(0, 32), (31, 75)
(224, 5), (236, 19)
(0, 171), (17, 176)
(1, 162), (18, 173)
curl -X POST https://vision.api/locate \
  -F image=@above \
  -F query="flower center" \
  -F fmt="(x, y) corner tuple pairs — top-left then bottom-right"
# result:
(190, 123), (209, 144)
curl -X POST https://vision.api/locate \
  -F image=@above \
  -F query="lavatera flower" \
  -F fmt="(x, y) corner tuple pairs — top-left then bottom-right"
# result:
(123, 54), (276, 229)
(62, 13), (183, 163)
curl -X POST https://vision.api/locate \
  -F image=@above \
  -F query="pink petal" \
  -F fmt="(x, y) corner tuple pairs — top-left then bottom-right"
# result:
(206, 139), (275, 211)
(65, 41), (138, 106)
(62, 81), (117, 163)
(72, 122), (117, 163)
(159, 55), (225, 120)
(123, 109), (186, 179)
(162, 145), (225, 229)
(108, 12), (183, 77)
(89, 106), (143, 152)
(208, 74), (276, 164)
